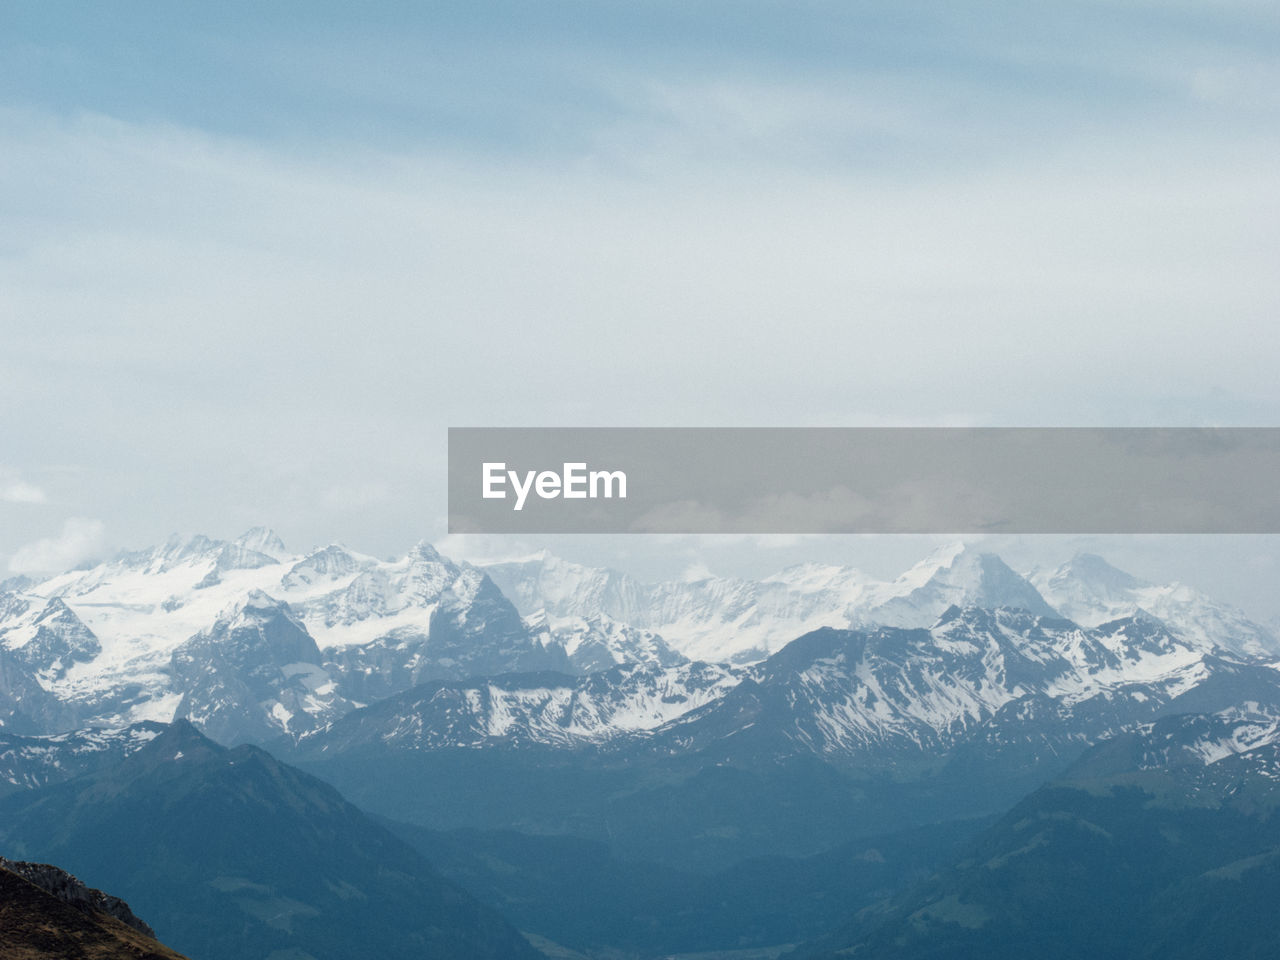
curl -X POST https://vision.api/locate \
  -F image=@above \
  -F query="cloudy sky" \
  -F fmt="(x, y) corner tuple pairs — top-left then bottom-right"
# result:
(2, 2), (1278, 610)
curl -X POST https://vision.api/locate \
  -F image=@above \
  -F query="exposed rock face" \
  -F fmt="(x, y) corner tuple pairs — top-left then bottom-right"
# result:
(0, 856), (156, 937)
(170, 591), (349, 744)
(0, 648), (77, 734)
(12, 599), (102, 680)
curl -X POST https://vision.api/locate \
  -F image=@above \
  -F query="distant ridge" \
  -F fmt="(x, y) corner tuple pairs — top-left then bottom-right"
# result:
(0, 720), (543, 960)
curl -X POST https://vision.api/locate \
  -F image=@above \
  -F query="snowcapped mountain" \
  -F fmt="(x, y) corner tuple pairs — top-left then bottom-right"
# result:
(0, 531), (565, 742)
(525, 611), (688, 673)
(1032, 553), (1277, 657)
(483, 545), (1061, 663)
(297, 605), (1280, 772)
(300, 660), (743, 753)
(0, 722), (165, 796)
(6, 535), (1279, 960)
(291, 605), (1280, 877)
(0, 639), (77, 735)
(1069, 704), (1280, 776)
(650, 608), (1274, 769)
(484, 544), (1278, 665)
(170, 591), (350, 745)
(480, 550), (864, 663)
(861, 544), (1060, 627)
(10, 598), (103, 682)
(1, 531), (1276, 758)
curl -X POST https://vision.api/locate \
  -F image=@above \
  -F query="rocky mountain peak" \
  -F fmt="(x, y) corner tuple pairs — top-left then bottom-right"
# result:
(409, 540), (444, 564)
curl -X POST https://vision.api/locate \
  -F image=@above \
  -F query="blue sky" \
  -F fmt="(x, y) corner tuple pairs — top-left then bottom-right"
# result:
(6, 2), (1277, 159)
(2, 2), (1279, 608)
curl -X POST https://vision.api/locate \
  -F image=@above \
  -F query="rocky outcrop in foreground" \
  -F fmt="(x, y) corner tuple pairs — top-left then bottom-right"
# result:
(0, 856), (157, 936)
(0, 857), (188, 960)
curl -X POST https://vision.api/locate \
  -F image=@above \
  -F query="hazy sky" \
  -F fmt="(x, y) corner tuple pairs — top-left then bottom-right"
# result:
(2, 3), (1278, 612)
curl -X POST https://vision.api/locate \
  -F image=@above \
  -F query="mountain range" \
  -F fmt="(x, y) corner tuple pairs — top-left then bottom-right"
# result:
(0, 532), (567, 743)
(289, 606), (1280, 871)
(481, 543), (1276, 662)
(4, 531), (1280, 957)
(2, 532), (1273, 750)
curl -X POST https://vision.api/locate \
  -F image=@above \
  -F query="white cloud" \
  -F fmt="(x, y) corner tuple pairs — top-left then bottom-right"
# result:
(8, 518), (106, 574)
(679, 561), (715, 583)
(1, 74), (1278, 566)
(0, 473), (46, 503)
(434, 533), (541, 566)
(321, 481), (392, 510)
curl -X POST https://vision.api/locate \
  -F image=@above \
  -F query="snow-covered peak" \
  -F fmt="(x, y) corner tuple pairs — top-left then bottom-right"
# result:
(964, 552), (1060, 615)
(3, 531), (1275, 749)
(281, 545), (366, 590)
(481, 552), (639, 620)
(504, 545), (1051, 663)
(33, 596), (75, 626)
(925, 546), (1032, 598)
(204, 590), (308, 640)
(765, 561), (873, 597)
(1057, 552), (1146, 591)
(239, 589), (289, 615)
(0, 575), (35, 595)
(1076, 708), (1280, 777)
(120, 533), (222, 573)
(532, 612), (688, 672)
(409, 540), (443, 564)
(890, 540), (969, 592)
(1032, 556), (1276, 657)
(860, 548), (1059, 629)
(1037, 553), (1148, 616)
(232, 527), (289, 561)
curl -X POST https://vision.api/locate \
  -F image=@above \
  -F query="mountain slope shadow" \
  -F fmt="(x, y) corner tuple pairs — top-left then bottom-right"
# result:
(0, 720), (541, 960)
(793, 712), (1280, 960)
